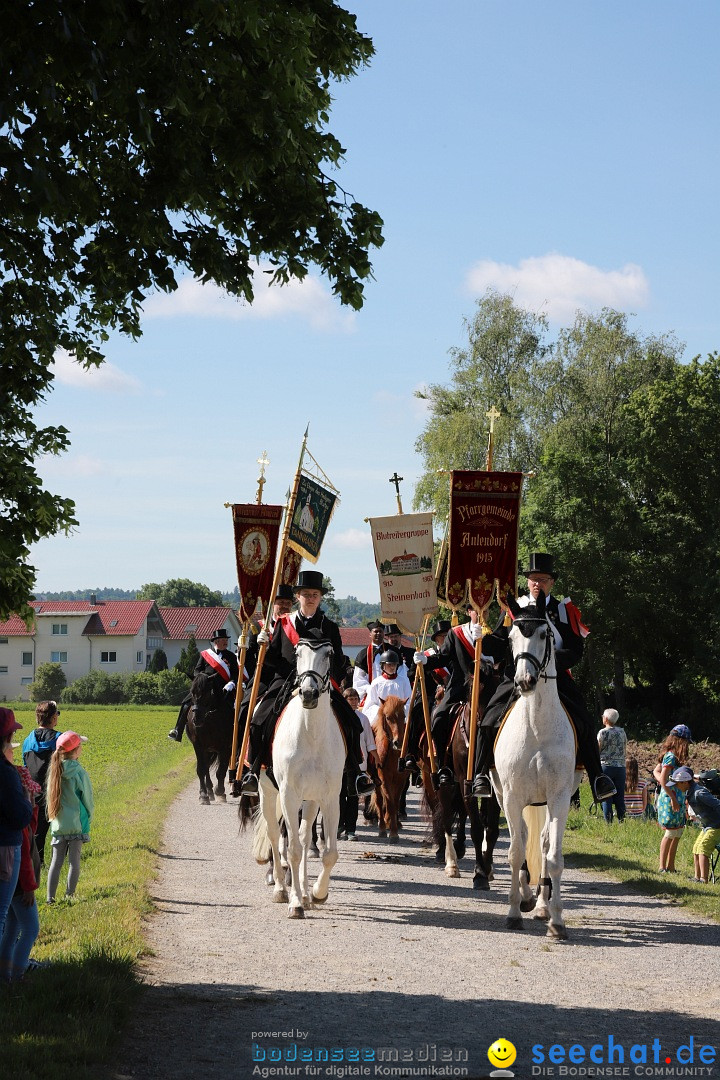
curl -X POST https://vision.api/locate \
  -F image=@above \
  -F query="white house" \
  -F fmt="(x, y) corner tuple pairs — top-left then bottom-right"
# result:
(160, 607), (242, 668)
(0, 600), (169, 700)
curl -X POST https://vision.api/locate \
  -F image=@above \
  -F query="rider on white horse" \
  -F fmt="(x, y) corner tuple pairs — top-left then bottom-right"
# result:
(471, 553), (617, 805)
(240, 570), (375, 798)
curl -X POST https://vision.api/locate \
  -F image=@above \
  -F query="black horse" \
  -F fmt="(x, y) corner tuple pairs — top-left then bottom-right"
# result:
(187, 672), (233, 804)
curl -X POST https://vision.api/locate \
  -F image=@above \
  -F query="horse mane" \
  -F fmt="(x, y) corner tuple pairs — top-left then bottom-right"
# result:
(372, 695), (405, 766)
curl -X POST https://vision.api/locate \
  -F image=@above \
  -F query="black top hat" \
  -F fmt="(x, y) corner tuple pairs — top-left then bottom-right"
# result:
(520, 553), (557, 578)
(294, 570), (328, 594)
(276, 584), (295, 601)
(211, 628), (229, 641)
(384, 623), (401, 636)
(430, 619), (451, 641)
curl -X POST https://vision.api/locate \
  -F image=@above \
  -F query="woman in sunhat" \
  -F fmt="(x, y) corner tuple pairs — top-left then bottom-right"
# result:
(653, 724), (692, 873)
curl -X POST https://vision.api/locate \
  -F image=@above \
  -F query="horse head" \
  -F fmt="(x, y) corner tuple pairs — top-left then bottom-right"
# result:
(190, 671), (223, 724)
(377, 694), (406, 752)
(294, 637), (333, 710)
(509, 592), (554, 694)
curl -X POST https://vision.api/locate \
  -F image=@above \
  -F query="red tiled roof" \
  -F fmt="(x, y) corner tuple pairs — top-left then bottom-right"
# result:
(0, 613), (34, 636)
(340, 628), (370, 648)
(82, 601), (160, 636)
(160, 607), (236, 641)
(31, 601), (95, 614)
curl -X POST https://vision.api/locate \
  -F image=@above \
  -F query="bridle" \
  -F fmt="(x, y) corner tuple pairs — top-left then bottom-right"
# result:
(511, 616), (557, 682)
(294, 641), (332, 697)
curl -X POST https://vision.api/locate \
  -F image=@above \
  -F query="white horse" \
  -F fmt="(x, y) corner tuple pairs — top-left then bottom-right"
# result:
(491, 592), (583, 939)
(254, 639), (345, 919)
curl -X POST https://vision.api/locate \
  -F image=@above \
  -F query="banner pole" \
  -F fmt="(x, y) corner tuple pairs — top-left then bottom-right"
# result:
(235, 428), (309, 778)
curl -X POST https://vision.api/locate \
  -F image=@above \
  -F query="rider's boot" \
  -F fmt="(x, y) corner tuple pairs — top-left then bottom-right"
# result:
(168, 705), (189, 743)
(471, 725), (494, 798)
(240, 729), (265, 795)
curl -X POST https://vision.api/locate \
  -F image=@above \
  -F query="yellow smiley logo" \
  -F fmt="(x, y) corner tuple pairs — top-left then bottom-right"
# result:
(488, 1039), (517, 1069)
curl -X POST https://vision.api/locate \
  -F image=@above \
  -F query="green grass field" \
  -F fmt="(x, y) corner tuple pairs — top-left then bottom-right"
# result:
(2, 705), (196, 1080)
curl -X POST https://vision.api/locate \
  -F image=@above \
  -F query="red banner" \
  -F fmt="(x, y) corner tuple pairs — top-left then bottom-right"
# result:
(446, 471), (523, 611)
(232, 504), (284, 621)
(279, 546), (302, 587)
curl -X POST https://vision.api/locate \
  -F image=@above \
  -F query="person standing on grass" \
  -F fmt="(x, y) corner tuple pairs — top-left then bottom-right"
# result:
(668, 767), (720, 884)
(653, 724), (692, 873)
(45, 731), (94, 903)
(0, 757), (41, 984)
(22, 699), (63, 865)
(0, 709), (34, 958)
(597, 708), (627, 823)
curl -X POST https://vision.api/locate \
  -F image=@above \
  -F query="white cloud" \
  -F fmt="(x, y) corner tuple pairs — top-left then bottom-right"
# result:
(465, 253), (650, 322)
(143, 267), (355, 332)
(52, 349), (142, 394)
(331, 528), (372, 550)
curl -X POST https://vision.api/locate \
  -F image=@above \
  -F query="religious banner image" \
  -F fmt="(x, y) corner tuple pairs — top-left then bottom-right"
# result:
(287, 474), (337, 563)
(279, 546), (302, 588)
(232, 503), (284, 621)
(370, 513), (438, 636)
(446, 471), (523, 611)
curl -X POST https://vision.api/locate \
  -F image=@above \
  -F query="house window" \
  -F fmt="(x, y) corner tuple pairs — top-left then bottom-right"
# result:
(22, 652), (33, 666)
(21, 677), (33, 685)
(100, 651), (117, 664)
(52, 623), (68, 636)
(0, 637), (8, 645)
(136, 651), (143, 664)
(0, 666), (7, 674)
(147, 637), (162, 649)
(51, 651), (68, 663)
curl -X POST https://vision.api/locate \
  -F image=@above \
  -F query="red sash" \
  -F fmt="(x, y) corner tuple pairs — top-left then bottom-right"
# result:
(367, 645), (374, 680)
(452, 624), (475, 661)
(281, 614), (340, 691)
(200, 649), (231, 681)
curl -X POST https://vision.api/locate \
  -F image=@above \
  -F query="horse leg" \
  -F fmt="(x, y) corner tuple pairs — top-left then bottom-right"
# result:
(533, 815), (552, 923)
(543, 800), (571, 940)
(299, 801), (318, 909)
(482, 795), (501, 883)
(437, 784), (459, 878)
(279, 790), (305, 918)
(313, 795), (340, 905)
(214, 748), (229, 802)
(384, 770), (400, 842)
(455, 797), (467, 861)
(466, 794), (489, 891)
(259, 783), (287, 904)
(504, 796), (528, 928)
(195, 747), (211, 804)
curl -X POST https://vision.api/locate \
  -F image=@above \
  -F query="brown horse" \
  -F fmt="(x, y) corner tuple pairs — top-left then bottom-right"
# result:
(370, 695), (407, 841)
(187, 672), (233, 804)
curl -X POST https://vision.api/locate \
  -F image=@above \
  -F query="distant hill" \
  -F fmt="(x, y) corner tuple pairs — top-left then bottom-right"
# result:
(36, 588), (139, 601)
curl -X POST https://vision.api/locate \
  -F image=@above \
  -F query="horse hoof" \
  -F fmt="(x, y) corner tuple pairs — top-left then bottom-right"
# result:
(199, 795), (210, 805)
(547, 923), (568, 940)
(216, 793), (227, 803)
(207, 791), (215, 802)
(520, 898), (537, 913)
(472, 875), (490, 891)
(445, 866), (460, 878)
(378, 829), (387, 838)
(312, 891), (328, 905)
(533, 908), (551, 922)
(288, 906), (305, 919)
(388, 833), (399, 843)
(265, 870), (275, 886)
(273, 889), (288, 904)
(506, 916), (524, 930)
(303, 896), (312, 910)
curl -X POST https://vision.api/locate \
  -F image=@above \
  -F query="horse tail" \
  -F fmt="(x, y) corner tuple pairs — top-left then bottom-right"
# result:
(238, 794), (257, 832)
(252, 810), (272, 865)
(522, 804), (546, 887)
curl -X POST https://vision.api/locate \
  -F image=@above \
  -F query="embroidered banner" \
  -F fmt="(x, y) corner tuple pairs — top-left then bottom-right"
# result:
(287, 474), (337, 563)
(232, 503), (284, 622)
(369, 513), (438, 636)
(279, 546), (302, 587)
(447, 471), (523, 612)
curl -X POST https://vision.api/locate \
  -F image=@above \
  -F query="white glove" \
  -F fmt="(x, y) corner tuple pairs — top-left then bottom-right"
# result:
(257, 629), (270, 645)
(223, 680), (236, 692)
(413, 651), (427, 665)
(470, 622), (483, 643)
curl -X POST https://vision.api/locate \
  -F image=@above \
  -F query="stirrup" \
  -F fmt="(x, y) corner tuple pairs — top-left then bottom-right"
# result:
(472, 774), (492, 798)
(436, 766), (454, 786)
(167, 728), (182, 742)
(240, 772), (259, 794)
(355, 773), (375, 796)
(593, 776), (617, 803)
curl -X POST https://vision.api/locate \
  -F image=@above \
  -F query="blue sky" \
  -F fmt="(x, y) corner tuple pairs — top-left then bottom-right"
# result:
(32, 1), (720, 602)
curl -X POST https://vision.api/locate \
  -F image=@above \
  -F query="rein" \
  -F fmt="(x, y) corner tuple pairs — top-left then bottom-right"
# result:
(512, 617), (557, 682)
(293, 666), (331, 697)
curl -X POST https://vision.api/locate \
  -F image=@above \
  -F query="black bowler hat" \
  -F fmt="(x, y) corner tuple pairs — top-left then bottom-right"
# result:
(384, 623), (401, 636)
(276, 584), (295, 600)
(520, 553), (557, 578)
(211, 628), (229, 641)
(294, 570), (328, 594)
(430, 619), (451, 641)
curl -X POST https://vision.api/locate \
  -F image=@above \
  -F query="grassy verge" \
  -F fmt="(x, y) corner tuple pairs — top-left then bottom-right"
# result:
(2, 706), (195, 1080)
(563, 784), (719, 922)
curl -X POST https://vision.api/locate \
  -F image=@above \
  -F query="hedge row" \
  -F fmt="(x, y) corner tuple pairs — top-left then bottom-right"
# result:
(61, 668), (190, 705)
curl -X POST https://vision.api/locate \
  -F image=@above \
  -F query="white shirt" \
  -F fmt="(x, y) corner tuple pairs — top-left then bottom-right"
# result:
(361, 669), (412, 724)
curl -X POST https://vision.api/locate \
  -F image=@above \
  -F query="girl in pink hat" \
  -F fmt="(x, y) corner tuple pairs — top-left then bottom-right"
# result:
(45, 731), (94, 903)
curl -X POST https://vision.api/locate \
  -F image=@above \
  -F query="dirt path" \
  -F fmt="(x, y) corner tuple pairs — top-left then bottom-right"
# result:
(113, 784), (720, 1080)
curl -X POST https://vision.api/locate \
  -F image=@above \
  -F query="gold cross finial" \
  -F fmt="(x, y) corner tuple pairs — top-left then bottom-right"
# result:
(486, 405), (501, 431)
(255, 450), (270, 504)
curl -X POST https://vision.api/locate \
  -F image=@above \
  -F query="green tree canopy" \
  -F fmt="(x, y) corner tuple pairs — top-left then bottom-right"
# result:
(137, 579), (223, 607)
(1, 0), (383, 621)
(29, 661), (67, 703)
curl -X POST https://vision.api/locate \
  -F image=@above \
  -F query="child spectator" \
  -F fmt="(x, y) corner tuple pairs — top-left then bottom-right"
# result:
(624, 757), (651, 819)
(668, 767), (720, 884)
(45, 731), (94, 903)
(653, 724), (692, 873)
(0, 756), (41, 983)
(22, 700), (63, 865)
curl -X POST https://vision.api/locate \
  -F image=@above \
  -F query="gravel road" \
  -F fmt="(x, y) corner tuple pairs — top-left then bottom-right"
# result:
(112, 783), (720, 1080)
